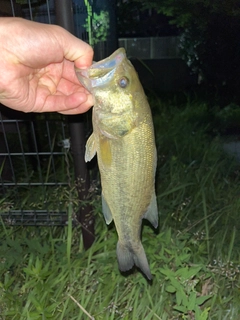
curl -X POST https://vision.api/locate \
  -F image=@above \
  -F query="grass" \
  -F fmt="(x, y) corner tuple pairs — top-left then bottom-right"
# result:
(1, 95), (240, 319)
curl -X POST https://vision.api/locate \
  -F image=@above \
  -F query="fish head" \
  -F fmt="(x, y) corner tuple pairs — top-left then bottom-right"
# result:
(75, 48), (142, 115)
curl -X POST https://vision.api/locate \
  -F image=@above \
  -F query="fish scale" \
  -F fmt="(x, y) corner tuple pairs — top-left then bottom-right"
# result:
(76, 48), (159, 280)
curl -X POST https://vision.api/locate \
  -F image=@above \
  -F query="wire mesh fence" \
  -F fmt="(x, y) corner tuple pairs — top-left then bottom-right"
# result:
(0, 108), (74, 226)
(1, 0), (88, 40)
(0, 0), (90, 226)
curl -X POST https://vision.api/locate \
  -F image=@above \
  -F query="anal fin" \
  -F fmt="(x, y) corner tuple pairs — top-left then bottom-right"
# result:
(102, 193), (113, 225)
(143, 193), (158, 228)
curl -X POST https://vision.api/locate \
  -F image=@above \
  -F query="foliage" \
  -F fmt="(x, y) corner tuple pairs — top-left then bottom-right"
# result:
(135, 0), (240, 97)
(92, 11), (109, 44)
(137, 0), (240, 29)
(116, 0), (178, 37)
(160, 264), (211, 319)
(215, 103), (240, 134)
(84, 10), (110, 46)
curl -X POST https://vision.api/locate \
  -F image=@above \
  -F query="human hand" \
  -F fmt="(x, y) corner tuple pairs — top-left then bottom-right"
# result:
(0, 18), (94, 115)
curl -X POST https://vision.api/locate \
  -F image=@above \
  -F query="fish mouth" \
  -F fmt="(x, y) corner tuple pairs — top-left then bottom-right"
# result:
(75, 48), (126, 91)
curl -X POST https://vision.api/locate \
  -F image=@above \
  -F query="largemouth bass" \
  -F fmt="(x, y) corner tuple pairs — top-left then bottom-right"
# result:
(76, 48), (158, 280)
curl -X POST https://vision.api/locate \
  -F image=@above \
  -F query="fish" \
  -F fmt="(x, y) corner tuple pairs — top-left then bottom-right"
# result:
(75, 48), (158, 280)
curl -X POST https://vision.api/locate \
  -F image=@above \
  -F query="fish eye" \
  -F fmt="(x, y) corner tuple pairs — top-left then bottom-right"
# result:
(118, 77), (129, 88)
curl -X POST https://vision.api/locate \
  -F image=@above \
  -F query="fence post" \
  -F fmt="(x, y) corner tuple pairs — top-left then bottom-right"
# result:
(55, 0), (95, 249)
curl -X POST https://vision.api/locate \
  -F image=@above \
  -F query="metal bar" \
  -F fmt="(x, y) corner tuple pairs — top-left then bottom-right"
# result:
(69, 118), (95, 248)
(1, 210), (64, 213)
(45, 119), (57, 182)
(0, 112), (17, 183)
(54, 0), (74, 33)
(1, 119), (61, 123)
(55, 0), (95, 249)
(30, 120), (43, 184)
(0, 152), (65, 156)
(2, 182), (68, 186)
(0, 210), (68, 226)
(28, 0), (33, 21)
(10, 0), (15, 17)
(46, 0), (52, 24)
(15, 121), (29, 180)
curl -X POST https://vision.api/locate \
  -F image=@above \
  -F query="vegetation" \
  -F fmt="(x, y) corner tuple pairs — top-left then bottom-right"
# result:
(116, 0), (178, 37)
(134, 0), (240, 102)
(1, 95), (240, 319)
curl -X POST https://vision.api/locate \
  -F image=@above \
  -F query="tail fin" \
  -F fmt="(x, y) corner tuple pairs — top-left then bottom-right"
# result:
(116, 241), (152, 280)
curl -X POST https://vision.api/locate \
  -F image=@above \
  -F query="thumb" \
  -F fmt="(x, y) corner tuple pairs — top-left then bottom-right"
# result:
(57, 27), (94, 69)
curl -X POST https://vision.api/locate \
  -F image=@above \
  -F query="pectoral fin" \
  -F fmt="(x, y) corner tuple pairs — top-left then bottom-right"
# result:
(143, 193), (158, 228)
(85, 133), (96, 162)
(99, 137), (112, 166)
(102, 193), (113, 225)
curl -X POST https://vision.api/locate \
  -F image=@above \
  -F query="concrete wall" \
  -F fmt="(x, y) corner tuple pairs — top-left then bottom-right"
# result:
(131, 59), (197, 92)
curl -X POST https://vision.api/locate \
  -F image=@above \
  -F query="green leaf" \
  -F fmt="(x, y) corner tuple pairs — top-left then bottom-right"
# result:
(29, 294), (43, 312)
(27, 312), (41, 320)
(199, 307), (211, 320)
(196, 295), (212, 306)
(173, 305), (188, 313)
(176, 289), (189, 307)
(166, 285), (176, 293)
(175, 266), (202, 279)
(176, 290), (182, 306)
(188, 292), (197, 311)
(159, 267), (175, 278)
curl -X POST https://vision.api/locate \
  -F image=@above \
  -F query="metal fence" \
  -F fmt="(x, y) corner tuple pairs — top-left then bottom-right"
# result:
(0, 108), (73, 225)
(0, 0), (88, 39)
(0, 0), (89, 226)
